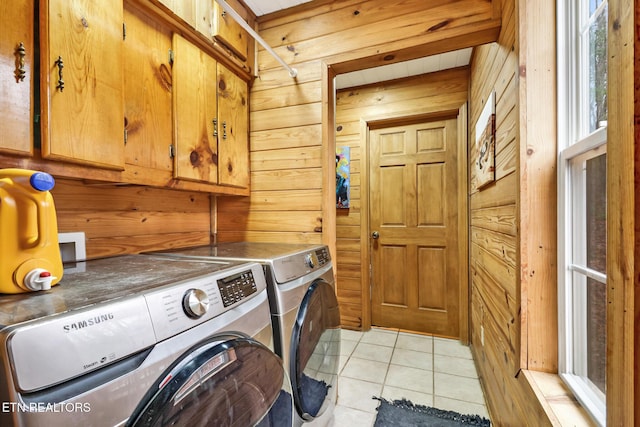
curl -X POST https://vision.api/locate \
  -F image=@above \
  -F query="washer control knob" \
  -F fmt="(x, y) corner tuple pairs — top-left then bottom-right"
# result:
(182, 288), (209, 318)
(305, 253), (316, 269)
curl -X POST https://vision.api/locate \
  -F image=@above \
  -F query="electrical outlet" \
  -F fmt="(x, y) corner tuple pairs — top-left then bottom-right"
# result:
(480, 325), (485, 346)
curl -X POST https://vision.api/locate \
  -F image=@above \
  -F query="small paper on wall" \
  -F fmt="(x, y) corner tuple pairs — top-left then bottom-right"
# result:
(336, 146), (350, 208)
(475, 91), (496, 190)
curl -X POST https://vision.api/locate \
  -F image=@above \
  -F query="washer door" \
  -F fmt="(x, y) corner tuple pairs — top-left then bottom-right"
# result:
(127, 334), (292, 427)
(290, 279), (341, 421)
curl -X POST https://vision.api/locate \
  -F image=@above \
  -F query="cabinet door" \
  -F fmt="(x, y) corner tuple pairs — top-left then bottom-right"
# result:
(172, 0), (196, 29)
(123, 7), (172, 173)
(217, 63), (248, 188)
(41, 0), (124, 170)
(0, 0), (33, 156)
(212, 2), (249, 61)
(172, 34), (218, 183)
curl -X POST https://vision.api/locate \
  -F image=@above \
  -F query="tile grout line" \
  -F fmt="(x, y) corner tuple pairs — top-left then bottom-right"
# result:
(432, 334), (436, 401)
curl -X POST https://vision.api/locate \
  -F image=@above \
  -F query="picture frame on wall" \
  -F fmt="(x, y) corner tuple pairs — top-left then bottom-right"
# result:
(336, 146), (350, 208)
(475, 91), (496, 189)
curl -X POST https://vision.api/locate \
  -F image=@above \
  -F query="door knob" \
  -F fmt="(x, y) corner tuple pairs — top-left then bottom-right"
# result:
(371, 231), (379, 239)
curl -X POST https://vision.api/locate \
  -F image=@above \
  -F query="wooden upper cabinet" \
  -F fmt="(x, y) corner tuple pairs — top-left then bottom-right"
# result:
(172, 33), (218, 184)
(217, 63), (248, 187)
(212, 2), (249, 61)
(40, 0), (125, 170)
(123, 6), (173, 173)
(0, 1), (34, 156)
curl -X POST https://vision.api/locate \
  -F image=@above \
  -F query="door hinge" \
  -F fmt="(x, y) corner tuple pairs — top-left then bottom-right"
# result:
(168, 49), (174, 65)
(123, 23), (126, 40)
(169, 144), (175, 158)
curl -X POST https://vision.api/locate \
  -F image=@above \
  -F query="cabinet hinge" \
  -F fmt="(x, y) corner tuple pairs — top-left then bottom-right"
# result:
(124, 128), (128, 145)
(168, 49), (174, 65)
(123, 23), (126, 40)
(169, 144), (175, 159)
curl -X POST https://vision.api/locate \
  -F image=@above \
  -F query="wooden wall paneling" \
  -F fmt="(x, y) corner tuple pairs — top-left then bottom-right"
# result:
(217, 189), (322, 211)
(217, 210), (322, 232)
(251, 103), (322, 132)
(250, 81), (322, 111)
(250, 169), (322, 191)
(470, 171), (518, 210)
(471, 284), (522, 425)
(470, 204), (517, 236)
(471, 242), (517, 300)
(216, 230), (323, 244)
(468, 0), (545, 423)
(250, 60), (324, 92)
(250, 125), (323, 152)
(52, 179), (211, 258)
(470, 226), (517, 268)
(250, 146), (322, 171)
(472, 261), (518, 357)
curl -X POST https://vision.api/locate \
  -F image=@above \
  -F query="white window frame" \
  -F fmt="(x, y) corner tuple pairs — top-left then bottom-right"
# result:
(557, 1), (607, 426)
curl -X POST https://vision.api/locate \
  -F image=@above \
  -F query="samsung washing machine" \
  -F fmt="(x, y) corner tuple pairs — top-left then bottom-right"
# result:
(149, 243), (341, 427)
(0, 254), (293, 427)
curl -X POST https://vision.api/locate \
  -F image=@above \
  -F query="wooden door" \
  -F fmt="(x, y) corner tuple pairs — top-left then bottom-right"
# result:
(172, 34), (218, 183)
(0, 0), (33, 156)
(217, 62), (248, 188)
(123, 6), (172, 173)
(41, 0), (124, 170)
(370, 117), (460, 337)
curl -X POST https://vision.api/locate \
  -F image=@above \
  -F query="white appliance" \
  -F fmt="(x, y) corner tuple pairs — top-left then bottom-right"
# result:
(149, 243), (341, 427)
(0, 254), (292, 427)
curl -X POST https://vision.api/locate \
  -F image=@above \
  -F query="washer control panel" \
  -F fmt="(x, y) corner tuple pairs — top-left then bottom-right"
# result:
(217, 270), (257, 307)
(145, 263), (265, 342)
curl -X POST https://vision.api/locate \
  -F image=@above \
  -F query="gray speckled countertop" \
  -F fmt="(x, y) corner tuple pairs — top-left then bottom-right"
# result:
(0, 254), (239, 328)
(148, 242), (324, 262)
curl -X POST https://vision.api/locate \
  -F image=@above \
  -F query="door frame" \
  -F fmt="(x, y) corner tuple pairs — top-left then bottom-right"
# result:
(359, 106), (470, 343)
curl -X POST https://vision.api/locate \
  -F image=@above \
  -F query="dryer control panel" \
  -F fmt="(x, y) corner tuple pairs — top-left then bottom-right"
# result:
(272, 245), (333, 284)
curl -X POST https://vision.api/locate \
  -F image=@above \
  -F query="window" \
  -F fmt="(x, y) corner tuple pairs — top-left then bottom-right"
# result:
(557, 0), (607, 425)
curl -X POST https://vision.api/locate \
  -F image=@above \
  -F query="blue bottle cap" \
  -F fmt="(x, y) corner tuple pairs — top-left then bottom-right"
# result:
(30, 172), (55, 192)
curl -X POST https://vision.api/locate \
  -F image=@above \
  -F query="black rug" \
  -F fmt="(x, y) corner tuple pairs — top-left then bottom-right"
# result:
(373, 397), (491, 427)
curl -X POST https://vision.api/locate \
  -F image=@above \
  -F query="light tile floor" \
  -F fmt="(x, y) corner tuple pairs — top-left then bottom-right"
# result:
(331, 328), (491, 427)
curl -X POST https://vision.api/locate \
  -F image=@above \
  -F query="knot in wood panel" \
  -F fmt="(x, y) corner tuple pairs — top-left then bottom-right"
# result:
(427, 20), (450, 32)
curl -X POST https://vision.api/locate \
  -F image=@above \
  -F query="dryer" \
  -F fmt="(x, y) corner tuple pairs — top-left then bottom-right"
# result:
(0, 254), (292, 427)
(149, 243), (341, 427)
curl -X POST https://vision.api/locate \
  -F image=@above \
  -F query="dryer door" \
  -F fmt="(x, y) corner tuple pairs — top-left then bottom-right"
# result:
(290, 279), (341, 421)
(127, 335), (292, 427)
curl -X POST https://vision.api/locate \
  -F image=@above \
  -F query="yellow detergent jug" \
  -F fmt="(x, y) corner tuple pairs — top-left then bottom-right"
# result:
(0, 169), (63, 293)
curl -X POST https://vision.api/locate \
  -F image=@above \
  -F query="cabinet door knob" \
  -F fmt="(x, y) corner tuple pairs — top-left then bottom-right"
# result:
(54, 56), (64, 92)
(371, 231), (379, 239)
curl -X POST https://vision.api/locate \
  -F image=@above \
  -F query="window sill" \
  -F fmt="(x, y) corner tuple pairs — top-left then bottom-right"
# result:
(522, 370), (598, 426)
